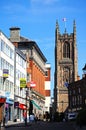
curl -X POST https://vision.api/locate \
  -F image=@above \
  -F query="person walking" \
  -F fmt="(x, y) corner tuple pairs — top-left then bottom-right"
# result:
(23, 111), (27, 126)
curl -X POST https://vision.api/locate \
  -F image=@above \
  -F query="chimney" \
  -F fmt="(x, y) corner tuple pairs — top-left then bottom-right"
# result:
(9, 27), (20, 42)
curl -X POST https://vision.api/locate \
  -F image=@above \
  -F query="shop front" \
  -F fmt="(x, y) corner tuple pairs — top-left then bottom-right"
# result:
(0, 97), (6, 124)
(5, 98), (14, 122)
(5, 91), (14, 122)
(14, 102), (27, 121)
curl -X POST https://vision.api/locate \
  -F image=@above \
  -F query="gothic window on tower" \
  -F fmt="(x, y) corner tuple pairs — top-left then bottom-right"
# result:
(63, 42), (70, 58)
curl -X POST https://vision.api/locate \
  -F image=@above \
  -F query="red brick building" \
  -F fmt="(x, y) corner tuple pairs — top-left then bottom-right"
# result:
(9, 27), (51, 117)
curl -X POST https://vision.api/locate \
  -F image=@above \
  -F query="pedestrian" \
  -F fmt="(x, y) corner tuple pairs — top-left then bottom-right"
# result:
(3, 116), (5, 127)
(34, 115), (38, 123)
(23, 112), (27, 125)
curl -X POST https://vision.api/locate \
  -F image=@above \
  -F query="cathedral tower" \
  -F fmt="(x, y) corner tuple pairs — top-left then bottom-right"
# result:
(54, 20), (78, 113)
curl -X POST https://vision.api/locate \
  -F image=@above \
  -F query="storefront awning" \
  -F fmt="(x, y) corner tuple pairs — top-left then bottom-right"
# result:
(0, 97), (6, 103)
(14, 102), (27, 110)
(19, 103), (27, 110)
(6, 98), (14, 104)
(31, 100), (41, 110)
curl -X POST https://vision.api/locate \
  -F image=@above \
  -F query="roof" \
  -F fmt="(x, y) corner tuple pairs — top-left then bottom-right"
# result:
(19, 36), (47, 62)
(20, 36), (32, 42)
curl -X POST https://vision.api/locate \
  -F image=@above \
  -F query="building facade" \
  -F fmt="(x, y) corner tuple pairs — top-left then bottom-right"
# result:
(0, 30), (27, 123)
(54, 20), (78, 113)
(0, 26), (51, 123)
(9, 27), (51, 119)
(0, 30), (15, 122)
(45, 63), (51, 112)
(14, 47), (27, 122)
(68, 74), (86, 112)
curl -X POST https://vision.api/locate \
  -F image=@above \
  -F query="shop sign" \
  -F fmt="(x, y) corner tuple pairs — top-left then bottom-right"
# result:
(30, 81), (36, 88)
(0, 98), (6, 103)
(20, 78), (26, 88)
(3, 69), (9, 78)
(6, 98), (14, 104)
(19, 103), (26, 110)
(14, 102), (26, 110)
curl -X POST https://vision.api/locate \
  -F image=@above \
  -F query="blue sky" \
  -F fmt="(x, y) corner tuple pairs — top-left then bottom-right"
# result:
(0, 0), (86, 97)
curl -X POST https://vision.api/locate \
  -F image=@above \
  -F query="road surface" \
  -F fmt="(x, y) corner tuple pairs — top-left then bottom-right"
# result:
(2, 121), (76, 130)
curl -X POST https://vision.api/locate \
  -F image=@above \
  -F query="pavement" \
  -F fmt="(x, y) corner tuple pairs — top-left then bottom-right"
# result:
(1, 121), (32, 128)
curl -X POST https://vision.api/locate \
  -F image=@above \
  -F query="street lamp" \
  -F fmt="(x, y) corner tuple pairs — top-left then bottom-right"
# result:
(20, 78), (28, 126)
(25, 87), (28, 126)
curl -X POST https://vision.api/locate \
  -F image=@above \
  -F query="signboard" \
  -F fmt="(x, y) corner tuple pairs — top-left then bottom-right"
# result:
(19, 103), (26, 110)
(0, 98), (6, 103)
(20, 78), (26, 88)
(3, 69), (9, 78)
(30, 81), (36, 88)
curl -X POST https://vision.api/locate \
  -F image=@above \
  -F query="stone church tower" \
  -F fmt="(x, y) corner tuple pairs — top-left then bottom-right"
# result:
(54, 20), (78, 113)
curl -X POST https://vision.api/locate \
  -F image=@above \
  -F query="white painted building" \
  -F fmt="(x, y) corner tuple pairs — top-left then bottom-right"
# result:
(0, 30), (15, 121)
(45, 63), (51, 112)
(14, 48), (27, 121)
(0, 30), (27, 122)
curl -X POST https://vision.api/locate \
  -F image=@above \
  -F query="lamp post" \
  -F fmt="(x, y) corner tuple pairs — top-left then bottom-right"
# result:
(25, 87), (28, 126)
(20, 78), (28, 126)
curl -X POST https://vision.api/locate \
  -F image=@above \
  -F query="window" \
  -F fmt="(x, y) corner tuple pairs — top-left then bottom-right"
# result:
(78, 88), (81, 93)
(69, 90), (71, 95)
(10, 65), (14, 77)
(6, 44), (10, 56)
(63, 67), (70, 84)
(1, 40), (14, 60)
(80, 96), (82, 104)
(27, 73), (31, 82)
(1, 40), (5, 52)
(5, 80), (9, 91)
(1, 57), (14, 77)
(0, 77), (3, 90)
(73, 90), (75, 94)
(63, 42), (70, 58)
(0, 57), (1, 69)
(10, 49), (14, 60)
(45, 71), (48, 76)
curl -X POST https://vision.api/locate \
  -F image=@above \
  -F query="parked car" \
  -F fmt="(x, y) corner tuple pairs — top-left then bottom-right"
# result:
(29, 113), (35, 122)
(68, 112), (77, 121)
